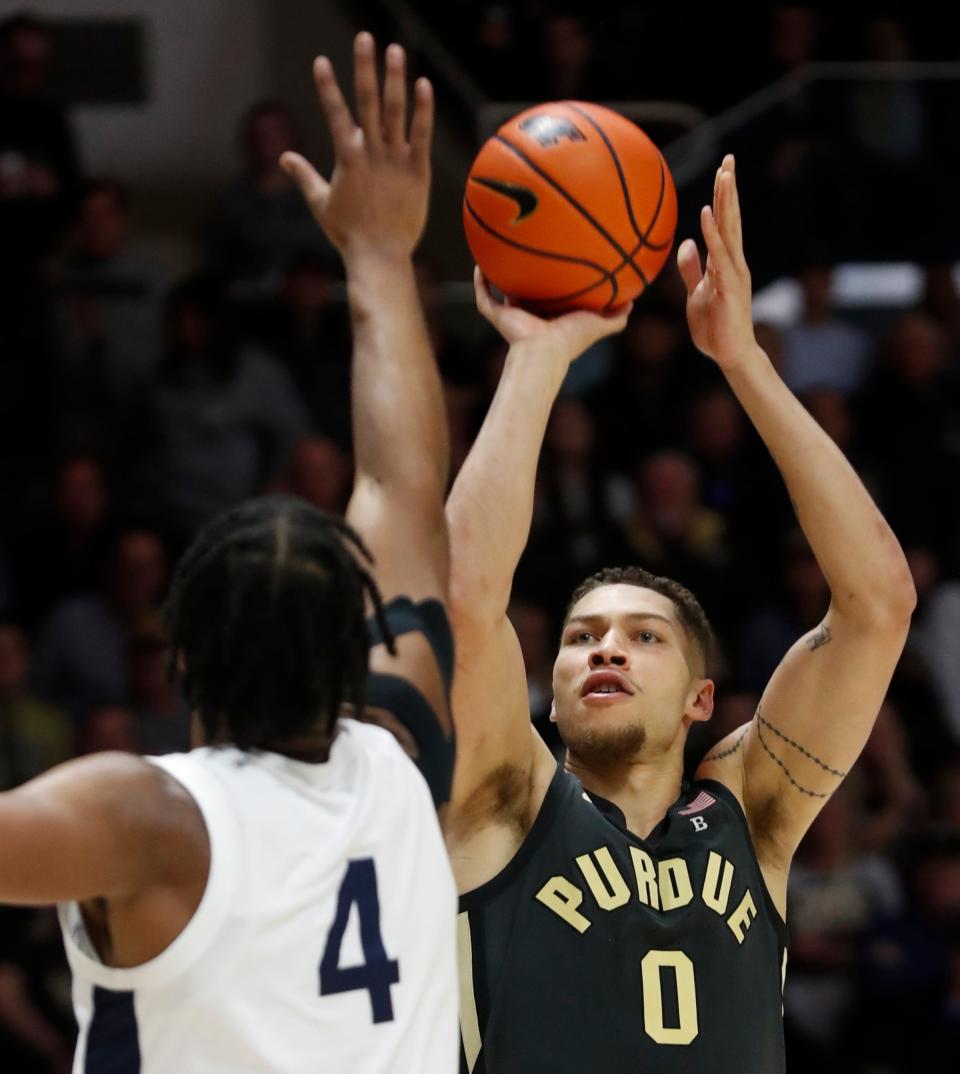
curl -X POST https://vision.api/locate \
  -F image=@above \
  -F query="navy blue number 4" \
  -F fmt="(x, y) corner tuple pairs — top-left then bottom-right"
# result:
(319, 858), (400, 1023)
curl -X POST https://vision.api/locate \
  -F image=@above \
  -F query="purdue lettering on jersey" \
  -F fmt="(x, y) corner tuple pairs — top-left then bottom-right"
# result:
(458, 770), (788, 1074)
(536, 847), (756, 945)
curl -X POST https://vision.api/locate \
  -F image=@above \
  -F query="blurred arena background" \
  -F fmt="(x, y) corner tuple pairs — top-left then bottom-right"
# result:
(0, 3), (958, 1070)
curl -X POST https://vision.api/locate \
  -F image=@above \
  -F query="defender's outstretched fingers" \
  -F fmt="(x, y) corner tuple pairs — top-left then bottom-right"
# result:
(312, 56), (356, 156)
(353, 31), (383, 152)
(382, 43), (407, 148)
(409, 78), (434, 176)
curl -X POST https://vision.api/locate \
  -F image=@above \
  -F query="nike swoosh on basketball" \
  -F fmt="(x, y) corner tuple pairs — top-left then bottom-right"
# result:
(469, 176), (539, 222)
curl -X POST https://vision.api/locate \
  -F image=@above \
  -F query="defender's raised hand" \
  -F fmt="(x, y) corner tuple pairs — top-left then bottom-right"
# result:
(281, 32), (433, 259)
(677, 154), (758, 371)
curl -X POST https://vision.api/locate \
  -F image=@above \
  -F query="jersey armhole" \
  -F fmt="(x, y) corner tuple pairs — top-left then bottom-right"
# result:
(458, 763), (567, 912)
(695, 778), (789, 943)
(58, 753), (241, 993)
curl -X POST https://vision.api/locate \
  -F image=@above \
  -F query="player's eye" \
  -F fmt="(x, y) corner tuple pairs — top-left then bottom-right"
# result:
(573, 631), (595, 643)
(636, 631), (659, 644)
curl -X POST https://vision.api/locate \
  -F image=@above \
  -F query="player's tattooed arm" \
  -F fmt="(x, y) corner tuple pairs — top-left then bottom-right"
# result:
(682, 156), (915, 867)
(753, 705), (846, 799)
(700, 726), (748, 766)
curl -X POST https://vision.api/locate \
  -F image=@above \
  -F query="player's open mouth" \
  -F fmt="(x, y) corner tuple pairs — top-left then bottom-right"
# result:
(581, 671), (634, 701)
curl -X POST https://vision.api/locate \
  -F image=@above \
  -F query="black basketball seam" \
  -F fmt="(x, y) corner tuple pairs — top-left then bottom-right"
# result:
(464, 196), (618, 308)
(495, 133), (649, 290)
(565, 102), (672, 252)
(529, 231), (655, 312)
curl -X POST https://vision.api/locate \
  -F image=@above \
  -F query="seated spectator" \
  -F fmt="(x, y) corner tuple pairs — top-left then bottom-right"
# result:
(587, 303), (708, 470)
(9, 455), (112, 628)
(785, 780), (904, 1071)
(207, 101), (333, 295)
(508, 598), (556, 732)
(619, 451), (731, 627)
(76, 704), (140, 755)
(0, 951), (73, 1073)
(528, 398), (630, 587)
(0, 620), (70, 790)
(905, 544), (960, 743)
(685, 384), (791, 587)
(858, 312), (960, 550)
(851, 831), (960, 1069)
(282, 435), (352, 515)
(54, 179), (169, 397)
(736, 529), (830, 692)
(536, 13), (609, 101)
(252, 252), (351, 444)
(0, 13), (78, 271)
(127, 618), (189, 756)
(131, 277), (310, 537)
(32, 529), (168, 723)
(781, 261), (871, 395)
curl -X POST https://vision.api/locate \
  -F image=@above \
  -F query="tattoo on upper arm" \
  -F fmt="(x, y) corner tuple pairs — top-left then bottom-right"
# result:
(701, 726), (748, 764)
(807, 624), (832, 651)
(755, 705), (847, 798)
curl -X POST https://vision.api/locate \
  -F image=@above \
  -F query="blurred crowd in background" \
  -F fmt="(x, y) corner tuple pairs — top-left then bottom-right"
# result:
(0, 5), (959, 1072)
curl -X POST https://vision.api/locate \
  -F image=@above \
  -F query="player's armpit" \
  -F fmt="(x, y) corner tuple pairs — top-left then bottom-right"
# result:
(710, 605), (911, 872)
(0, 752), (206, 906)
(446, 613), (553, 830)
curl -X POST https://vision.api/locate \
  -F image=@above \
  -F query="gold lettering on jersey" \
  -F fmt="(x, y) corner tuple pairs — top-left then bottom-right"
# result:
(701, 851), (735, 915)
(537, 845), (760, 945)
(630, 847), (660, 909)
(575, 847), (631, 910)
(535, 876), (591, 933)
(658, 858), (693, 911)
(726, 889), (757, 943)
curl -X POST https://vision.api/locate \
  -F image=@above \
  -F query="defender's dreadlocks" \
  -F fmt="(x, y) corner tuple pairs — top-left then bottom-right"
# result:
(163, 496), (394, 750)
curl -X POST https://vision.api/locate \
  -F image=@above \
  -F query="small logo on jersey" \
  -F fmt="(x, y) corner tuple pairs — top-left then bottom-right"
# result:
(690, 816), (709, 832)
(469, 176), (539, 222)
(518, 114), (586, 147)
(679, 791), (717, 815)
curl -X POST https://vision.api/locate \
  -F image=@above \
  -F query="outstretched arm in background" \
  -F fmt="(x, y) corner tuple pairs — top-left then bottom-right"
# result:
(686, 157), (916, 913)
(445, 273), (627, 884)
(282, 34), (454, 803)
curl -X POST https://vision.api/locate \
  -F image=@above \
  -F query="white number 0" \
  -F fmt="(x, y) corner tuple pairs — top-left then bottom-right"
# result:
(640, 950), (698, 1045)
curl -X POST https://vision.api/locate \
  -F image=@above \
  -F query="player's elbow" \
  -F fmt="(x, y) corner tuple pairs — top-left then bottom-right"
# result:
(841, 565), (917, 633)
(875, 552), (918, 624)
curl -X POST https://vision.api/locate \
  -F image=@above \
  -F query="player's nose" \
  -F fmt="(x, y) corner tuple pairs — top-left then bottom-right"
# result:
(589, 634), (628, 667)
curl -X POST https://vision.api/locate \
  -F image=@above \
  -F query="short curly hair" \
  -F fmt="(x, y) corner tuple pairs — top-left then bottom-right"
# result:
(564, 565), (713, 674)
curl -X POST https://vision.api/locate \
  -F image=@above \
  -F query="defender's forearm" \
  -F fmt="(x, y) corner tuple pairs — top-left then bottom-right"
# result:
(346, 250), (448, 495)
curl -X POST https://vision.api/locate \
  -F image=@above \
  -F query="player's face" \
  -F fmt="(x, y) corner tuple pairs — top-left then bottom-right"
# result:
(552, 585), (713, 767)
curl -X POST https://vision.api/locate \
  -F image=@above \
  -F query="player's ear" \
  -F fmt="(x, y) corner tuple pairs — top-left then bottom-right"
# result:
(684, 679), (714, 727)
(549, 699), (558, 724)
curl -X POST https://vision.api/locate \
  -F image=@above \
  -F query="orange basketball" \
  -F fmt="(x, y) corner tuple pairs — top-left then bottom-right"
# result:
(463, 101), (677, 313)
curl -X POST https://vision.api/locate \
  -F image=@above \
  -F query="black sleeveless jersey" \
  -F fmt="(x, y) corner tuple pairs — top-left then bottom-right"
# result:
(457, 765), (788, 1073)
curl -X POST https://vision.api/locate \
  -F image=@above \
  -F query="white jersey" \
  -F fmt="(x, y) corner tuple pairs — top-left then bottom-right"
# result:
(59, 720), (458, 1073)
